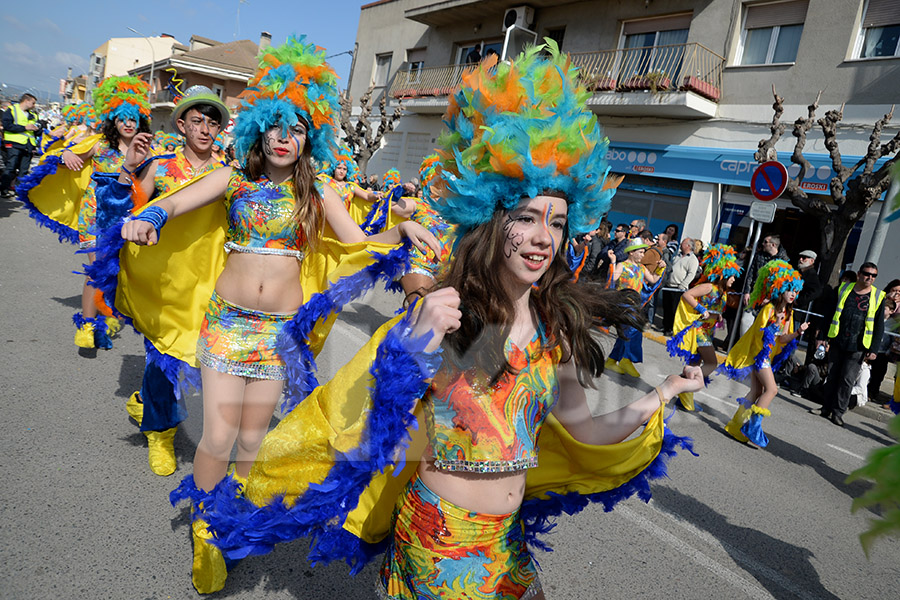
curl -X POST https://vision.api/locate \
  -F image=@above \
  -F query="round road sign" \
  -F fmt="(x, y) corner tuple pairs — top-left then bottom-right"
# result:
(751, 161), (788, 201)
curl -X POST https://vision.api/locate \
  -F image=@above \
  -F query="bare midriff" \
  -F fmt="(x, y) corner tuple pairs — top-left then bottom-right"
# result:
(418, 458), (527, 516)
(214, 252), (303, 313)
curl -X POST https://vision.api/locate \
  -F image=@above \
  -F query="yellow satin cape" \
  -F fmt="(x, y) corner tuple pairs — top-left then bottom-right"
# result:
(26, 134), (101, 235)
(242, 315), (668, 546)
(672, 297), (701, 356)
(724, 303), (793, 372)
(114, 171), (401, 366)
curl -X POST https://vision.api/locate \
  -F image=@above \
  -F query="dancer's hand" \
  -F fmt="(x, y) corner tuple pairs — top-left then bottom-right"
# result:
(397, 221), (441, 257)
(408, 287), (461, 353)
(660, 365), (704, 400)
(121, 219), (158, 246)
(61, 150), (83, 170)
(123, 132), (154, 173)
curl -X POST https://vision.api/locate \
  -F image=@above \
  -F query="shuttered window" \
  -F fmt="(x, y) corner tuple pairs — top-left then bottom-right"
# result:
(744, 0), (809, 29)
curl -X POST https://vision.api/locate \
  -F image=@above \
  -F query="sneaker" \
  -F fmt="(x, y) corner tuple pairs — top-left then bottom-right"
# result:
(1, 190), (15, 198)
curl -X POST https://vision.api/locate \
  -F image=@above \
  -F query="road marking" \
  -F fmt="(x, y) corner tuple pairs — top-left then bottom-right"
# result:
(826, 444), (865, 461)
(697, 390), (737, 408)
(618, 505), (775, 600)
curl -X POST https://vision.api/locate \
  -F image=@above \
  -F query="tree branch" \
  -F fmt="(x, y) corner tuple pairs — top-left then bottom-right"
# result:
(755, 84), (785, 163)
(862, 105), (894, 177)
(790, 91), (821, 192)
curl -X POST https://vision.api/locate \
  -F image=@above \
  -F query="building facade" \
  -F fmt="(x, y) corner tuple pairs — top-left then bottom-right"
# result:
(86, 35), (186, 102)
(347, 0), (900, 277)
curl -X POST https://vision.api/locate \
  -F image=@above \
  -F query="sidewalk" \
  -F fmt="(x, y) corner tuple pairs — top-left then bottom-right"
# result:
(641, 328), (897, 424)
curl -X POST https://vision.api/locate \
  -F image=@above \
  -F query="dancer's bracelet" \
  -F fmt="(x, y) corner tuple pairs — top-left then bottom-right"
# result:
(654, 386), (666, 409)
(134, 205), (169, 239)
(695, 304), (708, 314)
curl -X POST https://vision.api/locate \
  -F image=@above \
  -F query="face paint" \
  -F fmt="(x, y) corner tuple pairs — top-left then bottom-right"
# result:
(502, 214), (525, 258)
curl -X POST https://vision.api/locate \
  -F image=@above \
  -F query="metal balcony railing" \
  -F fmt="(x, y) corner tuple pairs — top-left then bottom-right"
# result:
(150, 89), (180, 104)
(568, 42), (725, 101)
(388, 42), (725, 103)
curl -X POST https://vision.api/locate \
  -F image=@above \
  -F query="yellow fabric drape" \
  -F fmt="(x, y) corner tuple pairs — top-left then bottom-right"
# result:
(27, 134), (102, 233)
(724, 304), (794, 372)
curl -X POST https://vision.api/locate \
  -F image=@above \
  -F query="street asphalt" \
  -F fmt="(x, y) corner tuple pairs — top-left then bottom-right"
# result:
(1, 193), (896, 599)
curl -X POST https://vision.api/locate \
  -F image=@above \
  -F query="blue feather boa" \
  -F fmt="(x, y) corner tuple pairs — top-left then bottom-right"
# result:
(277, 242), (411, 414)
(716, 324), (777, 381)
(180, 314), (436, 571)
(15, 155), (80, 244)
(890, 398), (899, 415)
(143, 338), (201, 400)
(666, 321), (701, 364)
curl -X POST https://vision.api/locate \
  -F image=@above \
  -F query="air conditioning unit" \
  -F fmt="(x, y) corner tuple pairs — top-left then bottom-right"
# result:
(503, 5), (535, 32)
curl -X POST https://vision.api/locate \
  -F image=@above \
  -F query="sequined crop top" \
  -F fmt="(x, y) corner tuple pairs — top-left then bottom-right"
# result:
(425, 330), (561, 473)
(616, 261), (644, 292)
(224, 170), (308, 259)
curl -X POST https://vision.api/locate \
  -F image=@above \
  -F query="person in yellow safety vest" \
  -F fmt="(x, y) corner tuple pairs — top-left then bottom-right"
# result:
(815, 262), (886, 427)
(1, 93), (39, 197)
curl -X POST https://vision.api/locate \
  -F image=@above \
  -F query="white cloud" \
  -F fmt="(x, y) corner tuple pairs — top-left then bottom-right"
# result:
(3, 42), (40, 68)
(39, 19), (63, 35)
(2, 15), (25, 30)
(54, 51), (88, 71)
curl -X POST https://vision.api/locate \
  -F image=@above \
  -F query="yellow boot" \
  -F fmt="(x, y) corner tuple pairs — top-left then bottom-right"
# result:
(191, 516), (228, 594)
(226, 464), (248, 497)
(126, 391), (144, 426)
(605, 357), (624, 374)
(678, 392), (696, 411)
(620, 358), (641, 378)
(725, 400), (752, 443)
(105, 316), (122, 337)
(144, 427), (177, 476)
(74, 322), (95, 348)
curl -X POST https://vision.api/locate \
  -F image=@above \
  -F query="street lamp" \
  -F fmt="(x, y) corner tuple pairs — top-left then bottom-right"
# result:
(127, 27), (155, 102)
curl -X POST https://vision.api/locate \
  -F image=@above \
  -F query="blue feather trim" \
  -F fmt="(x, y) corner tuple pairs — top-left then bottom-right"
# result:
(72, 312), (90, 329)
(277, 242), (412, 414)
(519, 425), (696, 552)
(772, 338), (799, 372)
(716, 362), (753, 381)
(190, 314), (435, 571)
(889, 398), (899, 415)
(715, 324), (776, 381)
(83, 217), (131, 325)
(15, 155), (80, 244)
(666, 321), (701, 364)
(143, 338), (201, 400)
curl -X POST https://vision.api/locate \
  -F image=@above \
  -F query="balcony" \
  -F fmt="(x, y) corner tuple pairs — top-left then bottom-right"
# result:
(149, 89), (180, 106)
(388, 42), (725, 119)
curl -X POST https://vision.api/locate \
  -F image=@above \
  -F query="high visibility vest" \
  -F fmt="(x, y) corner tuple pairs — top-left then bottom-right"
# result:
(2, 104), (37, 147)
(827, 282), (885, 349)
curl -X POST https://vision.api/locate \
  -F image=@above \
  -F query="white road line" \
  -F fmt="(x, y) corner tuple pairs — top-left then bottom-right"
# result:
(618, 505), (775, 600)
(826, 444), (865, 461)
(696, 390), (737, 408)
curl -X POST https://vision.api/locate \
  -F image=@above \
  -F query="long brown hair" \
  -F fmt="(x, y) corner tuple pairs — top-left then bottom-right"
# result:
(244, 121), (323, 249)
(441, 206), (645, 386)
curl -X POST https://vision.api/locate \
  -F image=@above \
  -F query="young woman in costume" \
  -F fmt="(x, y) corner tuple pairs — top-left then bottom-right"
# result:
(667, 244), (741, 411)
(720, 259), (807, 448)
(604, 239), (664, 378)
(62, 76), (151, 349)
(182, 42), (702, 600)
(119, 36), (438, 594)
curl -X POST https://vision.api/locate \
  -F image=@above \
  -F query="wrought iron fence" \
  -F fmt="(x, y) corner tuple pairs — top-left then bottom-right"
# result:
(388, 42), (725, 103)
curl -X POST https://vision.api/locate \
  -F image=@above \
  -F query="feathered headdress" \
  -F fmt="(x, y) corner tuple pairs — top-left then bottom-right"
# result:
(154, 132), (182, 149)
(93, 76), (151, 123)
(232, 34), (340, 166)
(61, 104), (78, 124)
(699, 243), (741, 283)
(748, 259), (803, 308)
(418, 153), (440, 204)
(213, 132), (226, 150)
(78, 103), (98, 128)
(319, 142), (358, 181)
(431, 39), (622, 235)
(382, 168), (402, 189)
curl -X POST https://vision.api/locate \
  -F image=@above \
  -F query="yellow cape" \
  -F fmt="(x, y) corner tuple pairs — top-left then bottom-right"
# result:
(723, 303), (793, 373)
(25, 134), (102, 237)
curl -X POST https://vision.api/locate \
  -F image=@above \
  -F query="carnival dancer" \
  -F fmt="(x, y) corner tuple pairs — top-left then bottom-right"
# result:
(116, 36), (438, 594)
(719, 259), (807, 448)
(667, 244), (741, 410)
(605, 238), (664, 377)
(100, 85), (231, 476)
(188, 41), (701, 600)
(62, 76), (151, 349)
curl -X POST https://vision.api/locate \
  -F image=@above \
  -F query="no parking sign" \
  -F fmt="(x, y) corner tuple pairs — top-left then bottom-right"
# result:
(750, 161), (788, 201)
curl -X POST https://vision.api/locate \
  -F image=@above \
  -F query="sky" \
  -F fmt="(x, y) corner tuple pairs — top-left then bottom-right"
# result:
(0, 0), (366, 100)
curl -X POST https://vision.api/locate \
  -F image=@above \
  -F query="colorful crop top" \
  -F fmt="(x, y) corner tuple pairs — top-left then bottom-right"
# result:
(425, 330), (561, 473)
(224, 170), (308, 259)
(616, 261), (644, 292)
(153, 150), (224, 195)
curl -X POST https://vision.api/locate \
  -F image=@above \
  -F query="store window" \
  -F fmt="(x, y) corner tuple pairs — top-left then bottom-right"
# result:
(373, 53), (393, 87)
(738, 1), (808, 65)
(856, 0), (900, 58)
(620, 14), (691, 81)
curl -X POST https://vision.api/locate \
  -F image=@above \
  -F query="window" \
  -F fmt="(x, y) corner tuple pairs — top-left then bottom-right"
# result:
(212, 84), (224, 99)
(456, 41), (503, 65)
(406, 48), (426, 82)
(738, 1), (808, 65)
(620, 14), (691, 80)
(373, 53), (392, 87)
(857, 0), (900, 58)
(545, 27), (566, 51)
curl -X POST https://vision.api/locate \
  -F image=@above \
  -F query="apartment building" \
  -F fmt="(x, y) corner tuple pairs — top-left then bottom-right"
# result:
(347, 0), (900, 273)
(86, 35), (185, 102)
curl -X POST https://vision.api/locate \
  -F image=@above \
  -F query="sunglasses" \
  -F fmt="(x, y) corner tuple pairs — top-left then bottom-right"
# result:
(860, 271), (877, 278)
(615, 228), (625, 233)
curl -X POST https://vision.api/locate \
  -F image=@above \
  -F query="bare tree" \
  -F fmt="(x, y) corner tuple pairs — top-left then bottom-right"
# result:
(756, 86), (900, 284)
(339, 85), (403, 177)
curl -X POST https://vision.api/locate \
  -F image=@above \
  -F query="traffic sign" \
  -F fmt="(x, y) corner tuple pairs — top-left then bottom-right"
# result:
(750, 161), (788, 201)
(749, 200), (776, 223)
